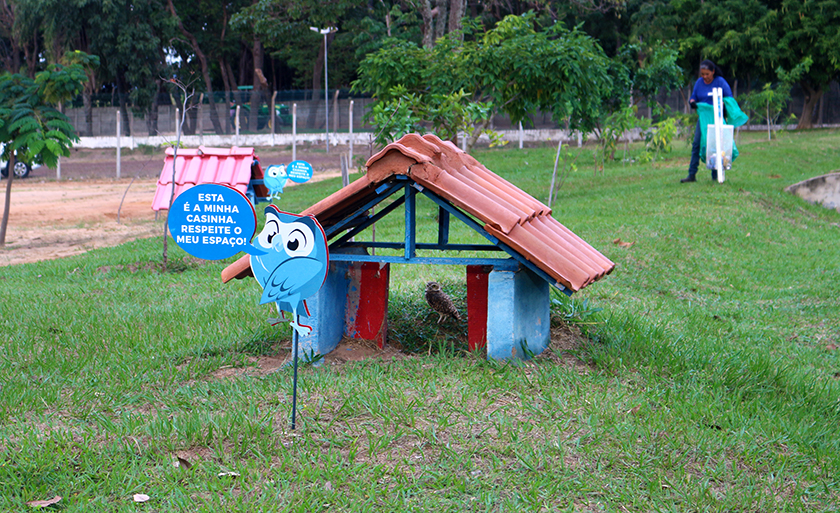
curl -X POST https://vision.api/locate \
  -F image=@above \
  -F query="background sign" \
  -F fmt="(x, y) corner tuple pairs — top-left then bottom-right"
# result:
(287, 160), (314, 183)
(168, 184), (257, 260)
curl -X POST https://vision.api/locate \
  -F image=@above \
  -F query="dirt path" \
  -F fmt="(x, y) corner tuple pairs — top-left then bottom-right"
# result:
(0, 179), (161, 266)
(1, 147), (345, 267)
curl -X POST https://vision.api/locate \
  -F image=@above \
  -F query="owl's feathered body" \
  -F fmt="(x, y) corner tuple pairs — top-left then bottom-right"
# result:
(248, 205), (329, 336)
(263, 165), (289, 200)
(425, 281), (461, 323)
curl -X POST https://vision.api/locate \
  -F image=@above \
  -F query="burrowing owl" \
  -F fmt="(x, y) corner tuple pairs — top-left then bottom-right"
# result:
(425, 281), (461, 323)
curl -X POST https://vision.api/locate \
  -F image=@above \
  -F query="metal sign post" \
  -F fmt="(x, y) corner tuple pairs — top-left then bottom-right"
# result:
(712, 88), (725, 183)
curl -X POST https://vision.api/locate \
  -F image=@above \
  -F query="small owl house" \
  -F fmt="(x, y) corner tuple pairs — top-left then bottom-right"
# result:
(222, 134), (614, 360)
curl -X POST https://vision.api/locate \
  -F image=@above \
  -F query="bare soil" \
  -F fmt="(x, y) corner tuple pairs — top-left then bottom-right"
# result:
(0, 146), (345, 266)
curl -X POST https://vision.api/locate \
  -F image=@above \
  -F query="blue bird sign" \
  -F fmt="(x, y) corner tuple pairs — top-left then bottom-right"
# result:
(246, 205), (329, 337)
(263, 164), (289, 200)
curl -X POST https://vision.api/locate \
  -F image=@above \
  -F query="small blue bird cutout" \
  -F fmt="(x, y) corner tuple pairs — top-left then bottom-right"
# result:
(246, 205), (329, 336)
(263, 164), (289, 201)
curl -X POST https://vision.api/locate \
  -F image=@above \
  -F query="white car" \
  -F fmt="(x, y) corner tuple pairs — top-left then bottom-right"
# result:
(0, 144), (36, 178)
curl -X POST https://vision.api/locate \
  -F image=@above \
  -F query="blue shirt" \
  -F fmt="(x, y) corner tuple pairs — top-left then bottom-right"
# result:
(690, 76), (732, 105)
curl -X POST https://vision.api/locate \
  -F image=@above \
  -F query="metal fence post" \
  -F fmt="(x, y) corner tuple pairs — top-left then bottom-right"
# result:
(349, 100), (354, 170)
(271, 91), (278, 146)
(116, 110), (121, 179)
(292, 103), (297, 162)
(198, 93), (204, 146)
(235, 105), (240, 146)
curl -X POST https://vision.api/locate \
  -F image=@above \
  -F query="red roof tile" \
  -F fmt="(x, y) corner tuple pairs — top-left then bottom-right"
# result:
(152, 146), (266, 211)
(221, 134), (614, 292)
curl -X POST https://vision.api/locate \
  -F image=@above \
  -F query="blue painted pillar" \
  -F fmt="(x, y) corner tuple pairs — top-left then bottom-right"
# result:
(297, 261), (351, 359)
(486, 267), (550, 360)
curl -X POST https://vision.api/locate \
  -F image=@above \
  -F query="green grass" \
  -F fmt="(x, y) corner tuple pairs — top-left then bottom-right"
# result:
(1, 129), (839, 511)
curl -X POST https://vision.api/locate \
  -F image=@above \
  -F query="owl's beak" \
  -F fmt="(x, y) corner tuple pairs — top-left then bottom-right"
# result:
(242, 244), (268, 256)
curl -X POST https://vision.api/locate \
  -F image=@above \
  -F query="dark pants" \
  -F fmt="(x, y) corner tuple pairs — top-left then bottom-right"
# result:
(687, 119), (702, 178)
(688, 119), (717, 180)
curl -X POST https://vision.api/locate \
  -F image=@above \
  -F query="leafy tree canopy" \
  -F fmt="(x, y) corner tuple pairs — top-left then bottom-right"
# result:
(353, 11), (616, 146)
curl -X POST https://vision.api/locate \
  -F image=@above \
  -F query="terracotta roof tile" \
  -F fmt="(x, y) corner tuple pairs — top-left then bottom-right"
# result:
(222, 134), (614, 292)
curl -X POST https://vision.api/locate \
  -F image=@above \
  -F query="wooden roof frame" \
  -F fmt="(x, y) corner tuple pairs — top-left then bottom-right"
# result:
(221, 133), (614, 292)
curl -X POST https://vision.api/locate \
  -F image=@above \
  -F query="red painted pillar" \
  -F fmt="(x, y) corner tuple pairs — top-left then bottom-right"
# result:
(349, 262), (390, 348)
(466, 265), (490, 352)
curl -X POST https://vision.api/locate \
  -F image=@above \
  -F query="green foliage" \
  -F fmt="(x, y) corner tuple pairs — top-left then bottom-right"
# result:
(644, 116), (680, 159)
(616, 43), (684, 110)
(740, 58), (813, 139)
(354, 11), (614, 150)
(0, 54), (92, 168)
(368, 87), (426, 146)
(598, 104), (639, 167)
(369, 86), (501, 148)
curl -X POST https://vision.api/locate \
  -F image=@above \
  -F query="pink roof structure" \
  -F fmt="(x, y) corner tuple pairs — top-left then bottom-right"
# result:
(151, 146), (266, 211)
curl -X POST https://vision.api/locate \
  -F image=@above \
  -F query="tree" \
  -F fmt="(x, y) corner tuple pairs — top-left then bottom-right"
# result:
(758, 0), (840, 128)
(353, 12), (615, 150)
(166, 0), (226, 135)
(87, 0), (175, 136)
(628, 0), (840, 129)
(36, 0), (101, 136)
(741, 58), (812, 139)
(0, 0), (43, 76)
(0, 52), (93, 245)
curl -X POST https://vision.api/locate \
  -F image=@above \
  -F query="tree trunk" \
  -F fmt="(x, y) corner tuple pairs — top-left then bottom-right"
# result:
(797, 83), (823, 130)
(434, 0), (448, 40)
(23, 32), (37, 78)
(146, 103), (159, 136)
(249, 37), (265, 132)
(0, 152), (13, 246)
(447, 0), (464, 38)
(83, 91), (93, 136)
(308, 36), (325, 130)
(418, 0), (434, 49)
(0, 0), (22, 73)
(220, 58), (235, 134)
(466, 117), (491, 153)
(166, 0), (223, 135)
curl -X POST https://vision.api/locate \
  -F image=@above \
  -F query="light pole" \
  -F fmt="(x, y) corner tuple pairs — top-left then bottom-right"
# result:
(310, 26), (337, 151)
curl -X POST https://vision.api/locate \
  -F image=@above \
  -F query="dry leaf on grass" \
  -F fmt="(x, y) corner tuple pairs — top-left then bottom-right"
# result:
(613, 238), (635, 248)
(173, 456), (192, 469)
(26, 496), (62, 508)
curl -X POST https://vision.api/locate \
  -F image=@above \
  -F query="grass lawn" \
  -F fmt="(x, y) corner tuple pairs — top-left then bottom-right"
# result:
(1, 129), (839, 511)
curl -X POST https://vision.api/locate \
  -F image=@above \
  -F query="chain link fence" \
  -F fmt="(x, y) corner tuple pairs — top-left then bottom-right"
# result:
(66, 82), (840, 139)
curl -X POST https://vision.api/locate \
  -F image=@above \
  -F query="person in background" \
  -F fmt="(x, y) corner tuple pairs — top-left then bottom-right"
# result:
(682, 60), (732, 183)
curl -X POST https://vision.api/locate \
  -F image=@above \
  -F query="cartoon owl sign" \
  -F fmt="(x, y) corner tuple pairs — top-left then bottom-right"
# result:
(262, 160), (314, 201)
(168, 183), (329, 333)
(248, 205), (329, 336)
(169, 183), (328, 430)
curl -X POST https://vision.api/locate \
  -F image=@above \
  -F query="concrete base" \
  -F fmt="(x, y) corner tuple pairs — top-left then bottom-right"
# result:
(486, 267), (551, 360)
(785, 172), (840, 211)
(297, 261), (350, 359)
(297, 261), (390, 357)
(299, 261), (551, 362)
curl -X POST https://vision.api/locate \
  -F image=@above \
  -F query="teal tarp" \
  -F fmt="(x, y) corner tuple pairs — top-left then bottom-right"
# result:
(697, 97), (749, 163)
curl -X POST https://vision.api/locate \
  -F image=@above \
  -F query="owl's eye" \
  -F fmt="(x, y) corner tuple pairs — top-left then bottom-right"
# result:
(279, 222), (315, 257)
(258, 219), (280, 248)
(268, 168), (278, 177)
